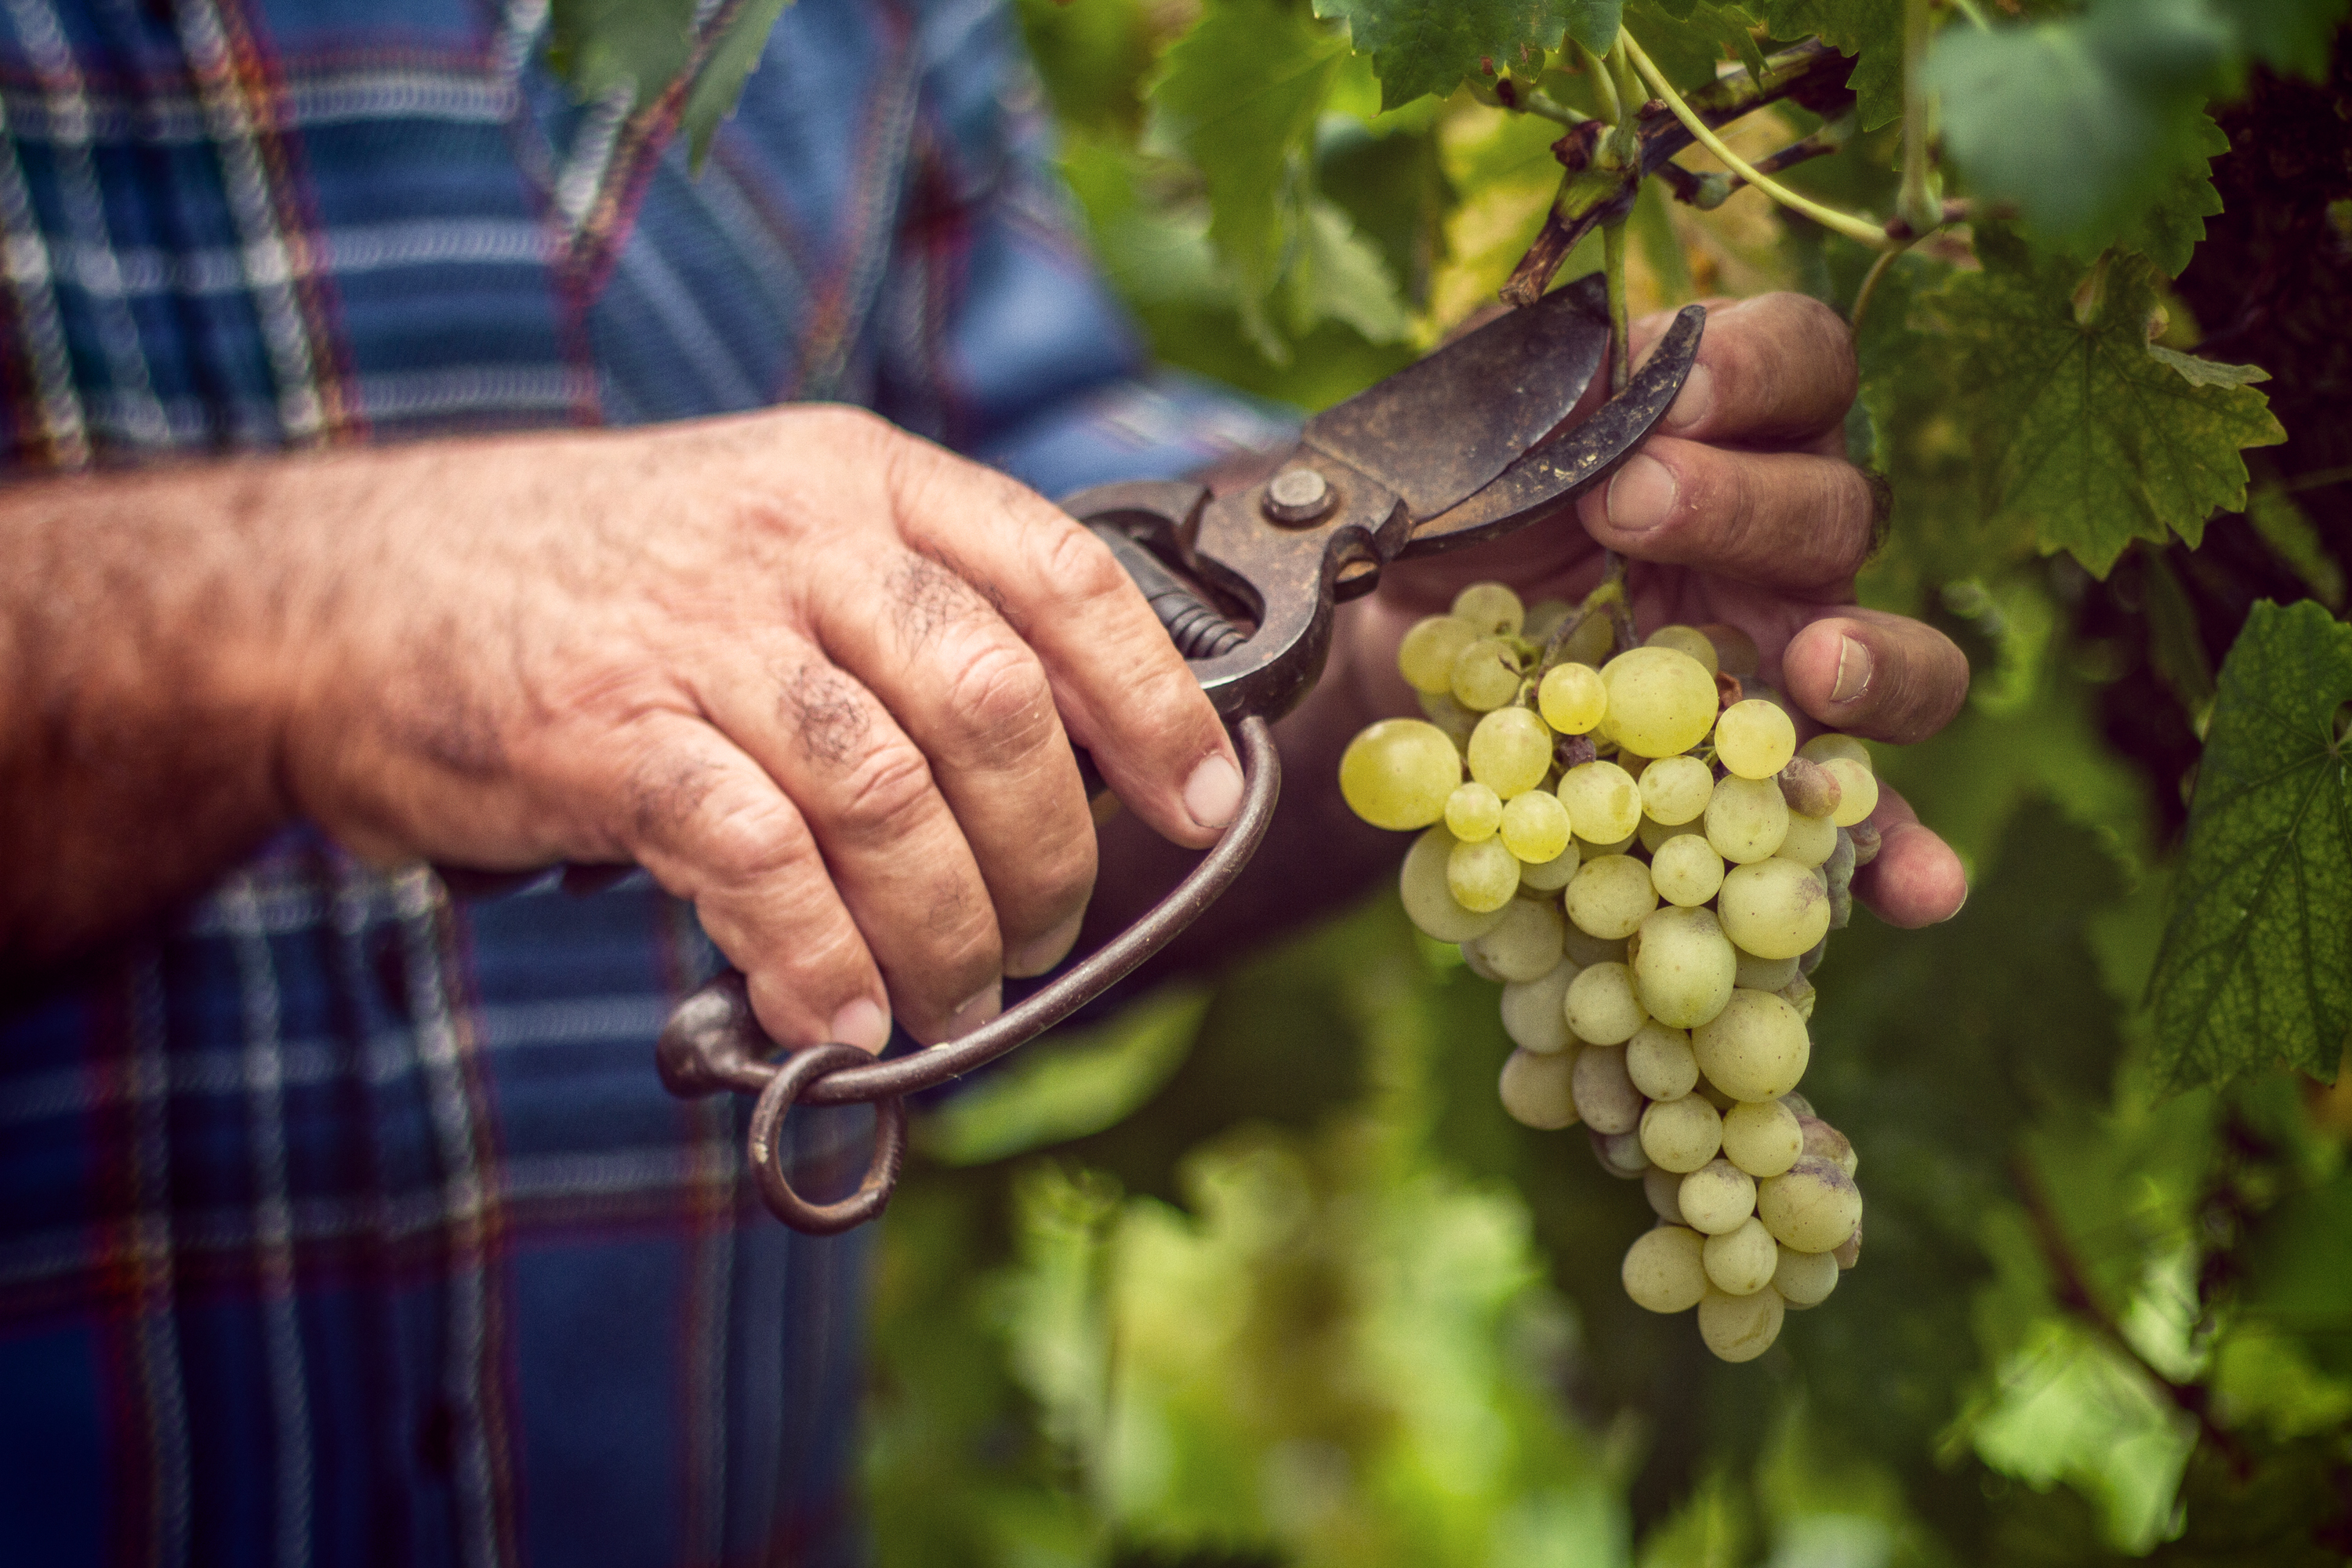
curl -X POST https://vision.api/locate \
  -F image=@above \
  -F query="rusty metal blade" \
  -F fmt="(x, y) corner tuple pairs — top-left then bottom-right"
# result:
(1301, 272), (1610, 520)
(1403, 302), (1706, 554)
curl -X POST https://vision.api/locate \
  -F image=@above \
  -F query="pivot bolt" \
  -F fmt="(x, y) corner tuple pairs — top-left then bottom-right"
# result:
(1262, 466), (1334, 524)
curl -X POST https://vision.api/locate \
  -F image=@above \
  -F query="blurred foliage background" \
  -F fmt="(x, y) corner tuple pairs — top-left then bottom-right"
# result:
(859, 4), (2352, 1562)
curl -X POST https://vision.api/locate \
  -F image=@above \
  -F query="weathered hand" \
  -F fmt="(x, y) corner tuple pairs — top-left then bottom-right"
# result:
(1345, 292), (1970, 926)
(274, 407), (1242, 1047)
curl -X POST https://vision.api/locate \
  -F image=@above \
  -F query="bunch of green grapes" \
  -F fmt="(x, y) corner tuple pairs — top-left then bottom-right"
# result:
(1339, 581), (1881, 1363)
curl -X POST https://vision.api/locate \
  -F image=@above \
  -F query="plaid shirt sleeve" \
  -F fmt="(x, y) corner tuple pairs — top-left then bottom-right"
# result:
(0, 0), (1289, 1563)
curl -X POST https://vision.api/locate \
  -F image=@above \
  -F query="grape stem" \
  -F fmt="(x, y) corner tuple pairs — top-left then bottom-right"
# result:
(1653, 114), (1853, 211)
(1469, 76), (1588, 126)
(1577, 39), (1624, 127)
(1895, 0), (1942, 237)
(1616, 28), (1895, 252)
(1498, 39), (1858, 306)
(1602, 220), (1632, 396)
(1848, 241), (1911, 331)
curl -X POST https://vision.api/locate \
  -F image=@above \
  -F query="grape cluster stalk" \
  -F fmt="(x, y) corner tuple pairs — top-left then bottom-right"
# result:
(1339, 581), (1878, 1363)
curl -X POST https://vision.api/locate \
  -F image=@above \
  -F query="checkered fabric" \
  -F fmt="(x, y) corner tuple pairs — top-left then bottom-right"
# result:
(0, 0), (1291, 1563)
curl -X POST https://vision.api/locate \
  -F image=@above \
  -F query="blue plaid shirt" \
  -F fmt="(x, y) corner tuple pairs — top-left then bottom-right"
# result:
(0, 0), (1287, 1562)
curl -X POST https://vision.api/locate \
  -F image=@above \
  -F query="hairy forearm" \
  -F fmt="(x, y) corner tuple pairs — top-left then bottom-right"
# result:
(0, 460), (320, 965)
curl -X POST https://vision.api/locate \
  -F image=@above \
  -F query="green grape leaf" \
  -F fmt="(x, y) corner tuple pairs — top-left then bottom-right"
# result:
(1312, 0), (1622, 107)
(2249, 488), (2348, 611)
(1924, 228), (2285, 574)
(680, 0), (794, 169)
(1624, 0), (1766, 87)
(2147, 340), (2270, 388)
(1755, 0), (1904, 128)
(2210, 0), (2351, 78)
(548, 0), (697, 110)
(2148, 599), (2352, 1089)
(1287, 197), (1412, 343)
(1925, 0), (2234, 260)
(2107, 112), (2228, 277)
(1149, 0), (1352, 347)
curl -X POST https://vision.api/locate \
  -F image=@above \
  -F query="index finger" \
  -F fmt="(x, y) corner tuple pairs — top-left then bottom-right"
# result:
(1629, 292), (1857, 452)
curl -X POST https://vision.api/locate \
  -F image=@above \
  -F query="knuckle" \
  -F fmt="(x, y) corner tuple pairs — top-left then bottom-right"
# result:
(1116, 653), (1211, 750)
(1775, 292), (1859, 394)
(1821, 465), (1879, 572)
(1033, 832), (1098, 915)
(833, 740), (941, 844)
(693, 784), (819, 889)
(942, 637), (1058, 757)
(1036, 516), (1131, 604)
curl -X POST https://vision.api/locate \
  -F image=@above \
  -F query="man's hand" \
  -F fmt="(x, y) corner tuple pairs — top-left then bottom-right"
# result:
(1341, 292), (1970, 927)
(1, 408), (1243, 1048)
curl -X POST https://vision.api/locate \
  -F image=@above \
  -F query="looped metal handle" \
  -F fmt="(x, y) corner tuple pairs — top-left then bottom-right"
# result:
(746, 1044), (909, 1236)
(655, 715), (1282, 1234)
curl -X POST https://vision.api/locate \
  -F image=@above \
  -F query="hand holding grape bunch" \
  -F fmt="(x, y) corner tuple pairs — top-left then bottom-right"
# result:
(1343, 582), (1888, 1361)
(1327, 293), (1968, 1364)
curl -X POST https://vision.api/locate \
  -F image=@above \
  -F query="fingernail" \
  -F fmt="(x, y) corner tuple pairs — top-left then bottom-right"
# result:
(1664, 362), (1713, 432)
(1006, 909), (1086, 978)
(1184, 753), (1243, 831)
(829, 997), (891, 1054)
(1831, 635), (1873, 704)
(947, 983), (1001, 1039)
(1603, 455), (1677, 534)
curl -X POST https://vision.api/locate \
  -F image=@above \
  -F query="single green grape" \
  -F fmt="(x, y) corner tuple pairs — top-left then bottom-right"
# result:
(1557, 759), (1641, 844)
(1714, 698), (1796, 780)
(1637, 753), (1715, 825)
(1622, 1226), (1708, 1313)
(1758, 1156), (1862, 1254)
(1467, 706), (1553, 798)
(1564, 854), (1657, 940)
(1398, 614), (1481, 695)
(1640, 1094), (1724, 1174)
(1338, 718), (1460, 829)
(1704, 774), (1790, 864)
(1702, 1218), (1779, 1296)
(1644, 624), (1720, 676)
(1820, 756), (1879, 827)
(1716, 857), (1831, 960)
(1600, 645), (1719, 759)
(1451, 581), (1525, 637)
(1692, 988), (1810, 1101)
(1698, 1283), (1784, 1362)
(1537, 662), (1607, 735)
(1465, 896), (1565, 982)
(1777, 808), (1837, 867)
(1626, 1020), (1698, 1100)
(1773, 1244), (1840, 1307)
(1450, 638), (1523, 711)
(1564, 960), (1648, 1045)
(1444, 781), (1502, 841)
(1650, 833), (1727, 906)
(1447, 835), (1521, 912)
(1499, 789), (1572, 864)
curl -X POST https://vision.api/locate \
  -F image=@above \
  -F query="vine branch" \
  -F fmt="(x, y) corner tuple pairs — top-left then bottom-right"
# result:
(1617, 27), (1894, 250)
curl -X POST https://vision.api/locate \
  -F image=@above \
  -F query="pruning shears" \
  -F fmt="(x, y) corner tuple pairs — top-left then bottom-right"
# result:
(655, 274), (1708, 1234)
